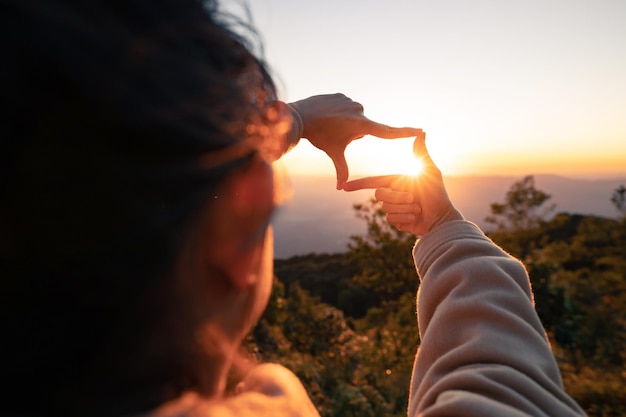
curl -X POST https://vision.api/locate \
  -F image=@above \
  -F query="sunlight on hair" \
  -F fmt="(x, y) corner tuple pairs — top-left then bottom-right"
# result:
(271, 160), (293, 205)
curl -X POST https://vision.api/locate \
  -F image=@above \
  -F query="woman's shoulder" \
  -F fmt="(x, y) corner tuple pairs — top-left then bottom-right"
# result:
(146, 387), (318, 417)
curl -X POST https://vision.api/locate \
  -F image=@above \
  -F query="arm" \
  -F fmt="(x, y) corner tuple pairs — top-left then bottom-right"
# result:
(409, 220), (584, 416)
(344, 136), (585, 417)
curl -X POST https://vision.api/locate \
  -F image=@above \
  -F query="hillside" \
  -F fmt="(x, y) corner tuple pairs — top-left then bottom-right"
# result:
(256, 194), (626, 417)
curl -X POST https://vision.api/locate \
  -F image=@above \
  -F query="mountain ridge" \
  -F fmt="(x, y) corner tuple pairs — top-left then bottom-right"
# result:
(273, 173), (626, 259)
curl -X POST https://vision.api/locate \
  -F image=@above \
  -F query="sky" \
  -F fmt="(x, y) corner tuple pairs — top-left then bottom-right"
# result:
(231, 0), (626, 179)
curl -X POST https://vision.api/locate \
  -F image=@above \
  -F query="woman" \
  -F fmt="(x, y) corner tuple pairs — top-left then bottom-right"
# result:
(2, 0), (585, 416)
(1, 1), (415, 416)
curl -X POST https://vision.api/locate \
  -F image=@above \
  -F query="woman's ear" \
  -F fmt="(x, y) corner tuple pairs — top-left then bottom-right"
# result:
(204, 157), (275, 291)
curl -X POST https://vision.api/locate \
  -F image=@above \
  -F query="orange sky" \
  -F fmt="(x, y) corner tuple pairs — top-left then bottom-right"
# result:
(235, 0), (626, 179)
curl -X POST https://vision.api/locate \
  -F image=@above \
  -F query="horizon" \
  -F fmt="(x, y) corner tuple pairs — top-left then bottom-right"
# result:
(278, 136), (626, 180)
(272, 173), (626, 258)
(277, 164), (626, 182)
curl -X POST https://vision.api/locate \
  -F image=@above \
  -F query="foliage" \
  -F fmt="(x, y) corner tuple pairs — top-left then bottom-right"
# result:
(610, 184), (626, 215)
(244, 178), (625, 417)
(559, 359), (626, 417)
(247, 279), (408, 417)
(541, 215), (626, 368)
(347, 198), (418, 312)
(487, 179), (626, 416)
(273, 253), (369, 317)
(245, 197), (420, 417)
(485, 175), (555, 260)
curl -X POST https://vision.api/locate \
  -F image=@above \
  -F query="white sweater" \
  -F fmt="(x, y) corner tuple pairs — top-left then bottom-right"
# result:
(408, 220), (585, 417)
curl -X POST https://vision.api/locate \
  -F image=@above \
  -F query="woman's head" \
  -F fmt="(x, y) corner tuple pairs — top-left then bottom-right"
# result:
(1, 0), (284, 414)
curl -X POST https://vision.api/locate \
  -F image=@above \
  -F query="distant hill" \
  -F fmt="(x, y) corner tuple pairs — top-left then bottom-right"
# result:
(273, 173), (626, 259)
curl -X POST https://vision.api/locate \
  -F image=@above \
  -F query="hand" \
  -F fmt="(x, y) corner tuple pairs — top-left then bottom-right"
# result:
(289, 94), (422, 190)
(236, 363), (320, 417)
(343, 134), (463, 236)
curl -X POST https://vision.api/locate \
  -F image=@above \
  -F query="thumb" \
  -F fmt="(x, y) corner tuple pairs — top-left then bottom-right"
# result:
(412, 132), (440, 176)
(327, 149), (349, 190)
(412, 130), (427, 158)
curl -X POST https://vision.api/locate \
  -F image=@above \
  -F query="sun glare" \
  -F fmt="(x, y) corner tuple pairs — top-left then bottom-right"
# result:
(281, 137), (465, 178)
(399, 156), (424, 177)
(343, 138), (433, 178)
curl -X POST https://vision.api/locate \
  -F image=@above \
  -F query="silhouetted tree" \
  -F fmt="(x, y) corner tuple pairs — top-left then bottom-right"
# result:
(610, 184), (626, 216)
(486, 175), (555, 260)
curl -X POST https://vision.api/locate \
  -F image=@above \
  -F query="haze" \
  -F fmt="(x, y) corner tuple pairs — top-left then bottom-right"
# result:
(235, 0), (626, 179)
(273, 173), (626, 258)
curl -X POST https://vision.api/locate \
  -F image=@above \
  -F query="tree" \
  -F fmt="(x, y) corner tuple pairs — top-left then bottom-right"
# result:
(486, 175), (555, 231)
(346, 198), (420, 415)
(610, 184), (626, 216)
(544, 214), (626, 367)
(247, 278), (401, 417)
(485, 175), (555, 260)
(347, 198), (417, 310)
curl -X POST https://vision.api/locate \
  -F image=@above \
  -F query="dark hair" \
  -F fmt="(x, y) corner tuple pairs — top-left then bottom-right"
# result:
(1, 0), (275, 415)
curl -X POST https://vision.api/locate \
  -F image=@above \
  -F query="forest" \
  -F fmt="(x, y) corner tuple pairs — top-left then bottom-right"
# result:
(244, 176), (626, 417)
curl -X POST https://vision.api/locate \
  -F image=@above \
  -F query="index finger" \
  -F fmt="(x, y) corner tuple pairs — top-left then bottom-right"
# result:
(343, 174), (401, 191)
(362, 119), (423, 139)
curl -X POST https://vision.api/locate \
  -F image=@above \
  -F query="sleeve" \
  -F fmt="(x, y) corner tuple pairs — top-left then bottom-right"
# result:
(407, 220), (586, 417)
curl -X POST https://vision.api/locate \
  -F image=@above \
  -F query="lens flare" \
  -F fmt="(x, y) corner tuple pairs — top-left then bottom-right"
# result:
(398, 156), (424, 177)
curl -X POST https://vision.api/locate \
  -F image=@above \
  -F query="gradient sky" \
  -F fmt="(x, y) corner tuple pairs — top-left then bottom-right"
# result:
(234, 0), (626, 179)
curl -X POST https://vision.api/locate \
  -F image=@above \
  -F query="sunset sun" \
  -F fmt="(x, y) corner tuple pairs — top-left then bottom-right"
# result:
(344, 137), (435, 178)
(397, 155), (424, 177)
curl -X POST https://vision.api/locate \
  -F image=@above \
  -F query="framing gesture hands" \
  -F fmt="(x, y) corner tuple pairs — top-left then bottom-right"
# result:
(289, 94), (422, 189)
(343, 134), (463, 236)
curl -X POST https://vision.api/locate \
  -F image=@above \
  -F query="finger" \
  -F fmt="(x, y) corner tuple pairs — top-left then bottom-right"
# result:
(386, 212), (416, 224)
(381, 202), (421, 215)
(413, 133), (433, 166)
(328, 151), (349, 190)
(343, 174), (401, 191)
(375, 188), (414, 204)
(393, 222), (415, 234)
(412, 133), (426, 158)
(363, 119), (423, 139)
